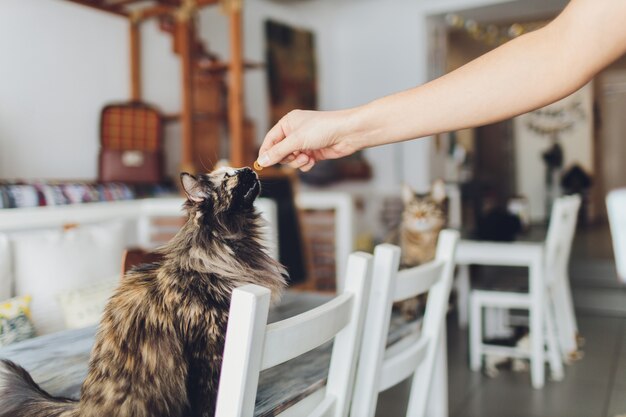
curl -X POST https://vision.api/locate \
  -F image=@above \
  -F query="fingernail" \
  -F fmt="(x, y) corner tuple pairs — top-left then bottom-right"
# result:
(258, 154), (270, 167)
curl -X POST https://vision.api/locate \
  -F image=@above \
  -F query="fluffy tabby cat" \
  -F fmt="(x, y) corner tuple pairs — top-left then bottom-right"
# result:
(399, 180), (447, 267)
(392, 181), (447, 318)
(0, 167), (286, 417)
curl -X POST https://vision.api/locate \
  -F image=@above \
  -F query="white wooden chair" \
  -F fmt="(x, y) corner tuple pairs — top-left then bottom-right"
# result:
(350, 229), (459, 417)
(544, 195), (582, 360)
(215, 251), (373, 417)
(607, 189), (626, 283)
(468, 195), (581, 386)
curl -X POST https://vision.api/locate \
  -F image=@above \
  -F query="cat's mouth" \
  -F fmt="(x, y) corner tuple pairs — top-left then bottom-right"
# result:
(237, 167), (260, 204)
(244, 180), (260, 201)
(405, 218), (443, 232)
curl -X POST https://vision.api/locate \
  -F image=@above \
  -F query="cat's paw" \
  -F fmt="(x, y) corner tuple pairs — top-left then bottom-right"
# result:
(512, 359), (529, 372)
(565, 350), (584, 364)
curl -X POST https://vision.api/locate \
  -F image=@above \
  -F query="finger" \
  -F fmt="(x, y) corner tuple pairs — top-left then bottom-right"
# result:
(280, 153), (298, 164)
(300, 158), (316, 172)
(259, 135), (301, 167)
(287, 153), (310, 170)
(259, 121), (287, 158)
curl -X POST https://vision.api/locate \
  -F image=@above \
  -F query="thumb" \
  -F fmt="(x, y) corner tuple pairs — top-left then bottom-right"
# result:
(258, 136), (300, 167)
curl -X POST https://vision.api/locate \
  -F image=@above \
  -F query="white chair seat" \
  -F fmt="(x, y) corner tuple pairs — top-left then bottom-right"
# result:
(471, 290), (530, 308)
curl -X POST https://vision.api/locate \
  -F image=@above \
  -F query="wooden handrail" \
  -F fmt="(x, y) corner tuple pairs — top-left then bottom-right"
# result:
(136, 4), (176, 20)
(108, 0), (148, 6)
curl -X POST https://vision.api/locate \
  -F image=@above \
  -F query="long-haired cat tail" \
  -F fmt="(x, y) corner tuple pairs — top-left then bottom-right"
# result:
(0, 166), (287, 417)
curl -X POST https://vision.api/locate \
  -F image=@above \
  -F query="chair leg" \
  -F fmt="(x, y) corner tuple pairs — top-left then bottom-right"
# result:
(456, 265), (470, 328)
(544, 300), (564, 381)
(431, 329), (448, 417)
(484, 307), (513, 339)
(406, 323), (448, 417)
(529, 295), (546, 389)
(551, 273), (578, 358)
(469, 294), (482, 372)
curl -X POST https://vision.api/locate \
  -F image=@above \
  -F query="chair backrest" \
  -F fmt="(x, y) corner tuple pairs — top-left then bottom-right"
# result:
(351, 229), (459, 417)
(297, 191), (355, 290)
(215, 251), (373, 417)
(544, 195), (581, 285)
(607, 189), (626, 283)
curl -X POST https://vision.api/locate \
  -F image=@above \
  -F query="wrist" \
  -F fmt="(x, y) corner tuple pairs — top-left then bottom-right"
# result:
(340, 104), (379, 152)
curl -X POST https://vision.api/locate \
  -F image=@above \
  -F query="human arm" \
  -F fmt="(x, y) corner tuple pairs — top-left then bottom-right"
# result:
(257, 0), (626, 171)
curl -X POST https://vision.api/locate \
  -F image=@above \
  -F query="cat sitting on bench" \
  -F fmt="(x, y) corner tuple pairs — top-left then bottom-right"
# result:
(0, 167), (287, 417)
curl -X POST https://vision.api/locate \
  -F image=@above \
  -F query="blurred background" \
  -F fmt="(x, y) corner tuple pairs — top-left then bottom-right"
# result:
(1, 0), (626, 416)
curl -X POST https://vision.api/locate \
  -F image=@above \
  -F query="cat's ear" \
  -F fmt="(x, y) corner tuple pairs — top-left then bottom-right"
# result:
(401, 184), (415, 205)
(431, 179), (447, 204)
(180, 173), (206, 203)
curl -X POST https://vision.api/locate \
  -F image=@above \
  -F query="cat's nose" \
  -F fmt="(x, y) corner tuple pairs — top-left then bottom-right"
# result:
(238, 167), (257, 181)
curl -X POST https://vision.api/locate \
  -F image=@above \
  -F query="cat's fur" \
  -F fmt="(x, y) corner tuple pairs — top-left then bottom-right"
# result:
(484, 332), (530, 378)
(398, 180), (447, 267)
(0, 167), (286, 417)
(391, 181), (447, 318)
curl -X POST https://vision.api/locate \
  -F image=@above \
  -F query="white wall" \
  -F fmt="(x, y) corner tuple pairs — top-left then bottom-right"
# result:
(140, 21), (182, 179)
(0, 0), (129, 180)
(331, 1), (432, 192)
(0, 0), (184, 181)
(514, 83), (594, 221)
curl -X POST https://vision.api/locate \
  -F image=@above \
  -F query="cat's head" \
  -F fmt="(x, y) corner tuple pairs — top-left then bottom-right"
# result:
(180, 166), (260, 218)
(401, 180), (447, 233)
(177, 167), (286, 299)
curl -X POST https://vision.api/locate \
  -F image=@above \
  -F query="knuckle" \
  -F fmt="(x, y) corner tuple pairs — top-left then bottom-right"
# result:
(287, 109), (303, 118)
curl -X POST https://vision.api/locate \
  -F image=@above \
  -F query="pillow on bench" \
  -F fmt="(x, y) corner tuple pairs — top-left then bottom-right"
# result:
(11, 222), (127, 335)
(57, 277), (119, 329)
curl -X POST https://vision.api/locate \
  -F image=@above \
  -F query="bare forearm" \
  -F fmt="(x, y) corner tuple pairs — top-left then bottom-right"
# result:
(257, 0), (626, 170)
(355, 27), (581, 146)
(350, 0), (626, 150)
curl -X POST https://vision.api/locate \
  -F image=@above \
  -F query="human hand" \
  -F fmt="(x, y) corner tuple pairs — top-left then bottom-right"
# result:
(257, 109), (362, 172)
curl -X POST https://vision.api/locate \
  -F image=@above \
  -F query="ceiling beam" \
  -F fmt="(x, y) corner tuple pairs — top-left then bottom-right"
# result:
(135, 4), (176, 19)
(66, 0), (129, 17)
(197, 0), (219, 6)
(107, 0), (150, 6)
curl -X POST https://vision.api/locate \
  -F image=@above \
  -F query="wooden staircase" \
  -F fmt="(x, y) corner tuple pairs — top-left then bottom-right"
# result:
(157, 13), (260, 172)
(65, 0), (256, 173)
